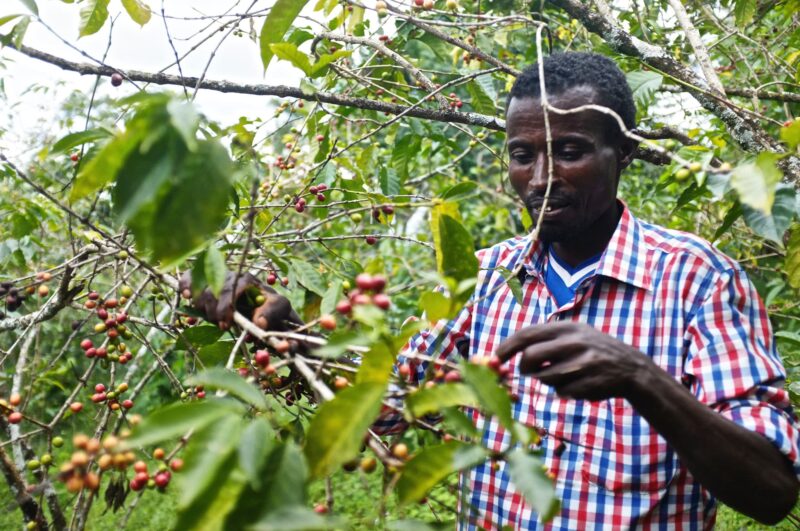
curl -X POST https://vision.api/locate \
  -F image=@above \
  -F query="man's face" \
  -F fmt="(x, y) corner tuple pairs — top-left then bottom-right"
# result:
(506, 87), (629, 244)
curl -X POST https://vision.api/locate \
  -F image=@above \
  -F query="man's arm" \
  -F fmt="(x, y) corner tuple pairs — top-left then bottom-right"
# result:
(495, 320), (800, 524)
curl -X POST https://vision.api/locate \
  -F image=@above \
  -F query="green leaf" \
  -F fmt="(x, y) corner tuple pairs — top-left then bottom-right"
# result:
(466, 80), (496, 115)
(259, 0), (310, 72)
(51, 128), (112, 153)
(204, 246), (227, 297)
(396, 441), (488, 505)
(731, 153), (784, 215)
(391, 134), (421, 182)
(405, 383), (478, 419)
(626, 70), (663, 108)
(742, 184), (796, 243)
(18, 0), (37, 16)
(167, 100), (200, 151)
(440, 181), (478, 200)
(320, 279), (342, 316)
(176, 325), (225, 351)
(776, 330), (800, 345)
(304, 382), (386, 478)
(0, 15), (23, 28)
(120, 0), (151, 25)
(356, 340), (395, 385)
(419, 291), (452, 323)
(189, 368), (268, 410)
(70, 121), (147, 201)
(781, 120), (800, 151)
(250, 507), (339, 531)
(734, 0), (757, 27)
(505, 448), (560, 522)
(380, 166), (401, 197)
(433, 212), (478, 282)
(173, 452), (246, 531)
(269, 42), (312, 76)
(125, 399), (244, 448)
(461, 362), (523, 441)
(310, 49), (352, 77)
(415, 32), (451, 61)
(178, 416), (244, 509)
(786, 225), (800, 289)
(78, 0), (110, 37)
(290, 259), (327, 296)
(712, 203), (742, 243)
(238, 418), (274, 488)
(312, 329), (372, 359)
(494, 266), (523, 304)
(197, 340), (235, 365)
(126, 139), (234, 265)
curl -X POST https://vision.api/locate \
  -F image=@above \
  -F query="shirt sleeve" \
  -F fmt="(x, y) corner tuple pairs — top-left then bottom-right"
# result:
(371, 298), (473, 435)
(683, 268), (800, 478)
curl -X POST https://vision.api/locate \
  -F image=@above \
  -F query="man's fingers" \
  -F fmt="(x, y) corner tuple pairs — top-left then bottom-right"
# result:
(495, 321), (579, 363)
(517, 338), (583, 374)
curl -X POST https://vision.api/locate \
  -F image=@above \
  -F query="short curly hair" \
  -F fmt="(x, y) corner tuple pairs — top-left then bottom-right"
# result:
(508, 52), (636, 136)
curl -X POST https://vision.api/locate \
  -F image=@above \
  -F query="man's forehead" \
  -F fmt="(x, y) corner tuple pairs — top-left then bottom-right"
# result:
(507, 85), (600, 115)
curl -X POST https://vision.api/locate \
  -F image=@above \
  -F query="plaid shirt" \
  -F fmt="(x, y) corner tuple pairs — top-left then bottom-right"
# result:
(379, 202), (800, 529)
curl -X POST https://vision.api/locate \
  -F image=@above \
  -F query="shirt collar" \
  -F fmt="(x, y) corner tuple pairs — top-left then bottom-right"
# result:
(508, 200), (653, 291)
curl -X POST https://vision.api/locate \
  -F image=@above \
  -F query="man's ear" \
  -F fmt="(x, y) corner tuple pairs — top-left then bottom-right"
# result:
(618, 137), (638, 170)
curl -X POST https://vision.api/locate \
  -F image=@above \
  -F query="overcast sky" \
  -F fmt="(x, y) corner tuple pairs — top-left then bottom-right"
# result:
(1, 0), (308, 159)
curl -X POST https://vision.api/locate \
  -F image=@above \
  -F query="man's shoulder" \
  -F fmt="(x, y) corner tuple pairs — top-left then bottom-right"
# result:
(636, 217), (740, 274)
(475, 236), (531, 269)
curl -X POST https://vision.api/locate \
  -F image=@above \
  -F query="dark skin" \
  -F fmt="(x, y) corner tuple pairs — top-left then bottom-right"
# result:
(500, 90), (799, 524)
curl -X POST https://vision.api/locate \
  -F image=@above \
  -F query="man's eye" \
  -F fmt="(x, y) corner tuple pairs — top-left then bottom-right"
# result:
(511, 152), (533, 163)
(559, 150), (583, 160)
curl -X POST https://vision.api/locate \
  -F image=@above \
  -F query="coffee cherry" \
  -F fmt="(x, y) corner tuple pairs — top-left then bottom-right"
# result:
(88, 291), (100, 301)
(487, 356), (502, 373)
(80, 339), (93, 350)
(365, 236), (378, 245)
(281, 277), (290, 287)
(674, 168), (691, 181)
(266, 273), (277, 285)
(444, 370), (462, 383)
(381, 205), (394, 215)
(392, 443), (409, 459)
(110, 73), (123, 87)
(319, 314), (337, 330)
(316, 193), (326, 202)
(360, 456), (377, 473)
(153, 448), (166, 460)
(295, 202), (305, 213)
(154, 472), (171, 488)
(196, 391), (206, 399)
(9, 393), (21, 406)
(370, 275), (387, 293)
(275, 340), (291, 353)
(37, 284), (49, 297)
(335, 299), (352, 315)
(105, 298), (118, 309)
(70, 402), (83, 413)
(130, 478), (145, 491)
(254, 350), (271, 368)
(316, 134), (325, 142)
(423, 0), (434, 8)
(373, 293), (391, 310)
(52, 436), (64, 448)
(355, 274), (373, 291)
(95, 384), (106, 393)
(314, 503), (328, 514)
(398, 364), (411, 379)
(169, 458), (184, 472)
(8, 411), (22, 424)
(689, 162), (703, 173)
(333, 376), (349, 390)
(122, 399), (134, 409)
(352, 293), (371, 306)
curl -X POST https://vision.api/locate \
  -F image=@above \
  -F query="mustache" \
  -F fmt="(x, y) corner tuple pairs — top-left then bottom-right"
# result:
(524, 191), (573, 209)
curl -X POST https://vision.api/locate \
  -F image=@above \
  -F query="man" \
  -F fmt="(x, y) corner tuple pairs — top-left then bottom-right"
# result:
(380, 52), (800, 529)
(187, 52), (800, 529)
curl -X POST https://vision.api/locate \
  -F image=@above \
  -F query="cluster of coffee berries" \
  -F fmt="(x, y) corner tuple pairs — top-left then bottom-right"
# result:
(412, 0), (436, 10)
(129, 448), (182, 492)
(447, 92), (464, 109)
(335, 273), (390, 314)
(57, 434), (122, 493)
(265, 271), (290, 286)
(179, 385), (206, 400)
(308, 183), (328, 202)
(372, 204), (394, 221)
(1, 393), (24, 424)
(376, 0), (387, 15)
(273, 154), (296, 170)
(89, 382), (134, 410)
(1, 282), (25, 313)
(82, 291), (135, 362)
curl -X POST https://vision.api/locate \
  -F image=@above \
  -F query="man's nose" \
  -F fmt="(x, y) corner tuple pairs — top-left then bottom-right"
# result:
(528, 153), (550, 192)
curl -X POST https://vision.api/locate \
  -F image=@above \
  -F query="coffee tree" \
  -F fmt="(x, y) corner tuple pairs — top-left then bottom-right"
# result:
(1, 0), (800, 529)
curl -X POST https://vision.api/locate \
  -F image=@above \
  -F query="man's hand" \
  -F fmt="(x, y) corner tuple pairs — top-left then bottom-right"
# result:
(179, 271), (303, 331)
(495, 321), (652, 401)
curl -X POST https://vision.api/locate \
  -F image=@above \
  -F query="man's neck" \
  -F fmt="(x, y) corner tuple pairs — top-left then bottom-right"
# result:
(550, 202), (621, 268)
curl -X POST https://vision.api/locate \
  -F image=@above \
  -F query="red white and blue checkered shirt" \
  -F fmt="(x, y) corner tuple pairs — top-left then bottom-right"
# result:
(378, 202), (800, 530)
